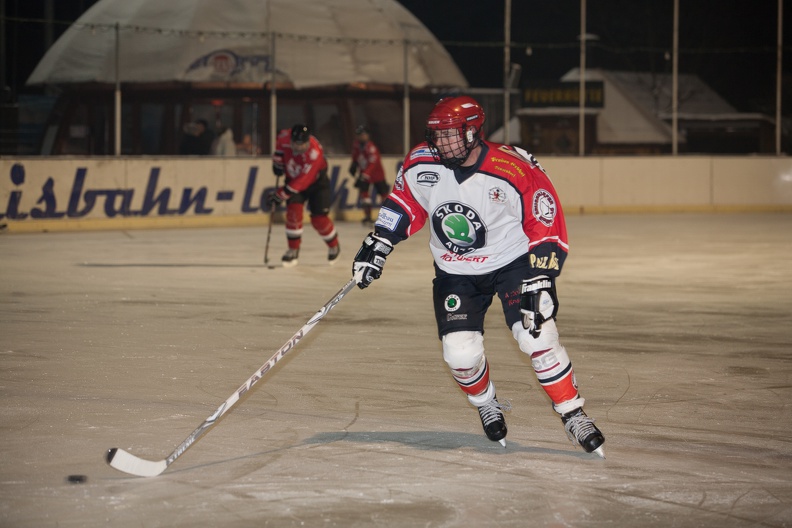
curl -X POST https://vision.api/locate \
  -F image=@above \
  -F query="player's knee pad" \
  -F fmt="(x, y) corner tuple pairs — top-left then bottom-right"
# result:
(443, 331), (488, 396)
(512, 318), (559, 355)
(442, 331), (484, 373)
(512, 319), (567, 372)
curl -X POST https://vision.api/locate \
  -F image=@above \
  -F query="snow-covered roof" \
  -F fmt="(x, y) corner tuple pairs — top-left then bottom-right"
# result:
(27, 0), (467, 89)
(518, 68), (766, 145)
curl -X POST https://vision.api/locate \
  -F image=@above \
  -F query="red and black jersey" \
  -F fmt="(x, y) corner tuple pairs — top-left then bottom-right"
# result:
(274, 128), (328, 194)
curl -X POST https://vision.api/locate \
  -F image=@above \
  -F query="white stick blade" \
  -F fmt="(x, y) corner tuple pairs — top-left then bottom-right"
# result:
(106, 448), (168, 477)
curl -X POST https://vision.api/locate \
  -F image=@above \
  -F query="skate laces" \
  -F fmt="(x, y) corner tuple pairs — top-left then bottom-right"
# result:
(478, 398), (512, 425)
(564, 410), (597, 442)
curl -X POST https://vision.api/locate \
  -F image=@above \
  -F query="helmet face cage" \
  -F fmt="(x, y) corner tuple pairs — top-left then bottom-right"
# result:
(424, 126), (473, 169)
(424, 96), (485, 169)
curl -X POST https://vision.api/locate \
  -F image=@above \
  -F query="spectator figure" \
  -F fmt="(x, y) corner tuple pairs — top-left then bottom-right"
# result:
(236, 134), (260, 156)
(179, 119), (214, 155)
(213, 126), (237, 156)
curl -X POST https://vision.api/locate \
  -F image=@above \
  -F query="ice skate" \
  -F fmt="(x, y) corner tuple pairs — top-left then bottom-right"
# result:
(476, 396), (510, 447)
(281, 248), (299, 268)
(561, 408), (605, 458)
(327, 244), (341, 265)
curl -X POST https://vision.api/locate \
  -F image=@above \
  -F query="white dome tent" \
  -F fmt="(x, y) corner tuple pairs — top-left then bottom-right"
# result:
(27, 0), (467, 155)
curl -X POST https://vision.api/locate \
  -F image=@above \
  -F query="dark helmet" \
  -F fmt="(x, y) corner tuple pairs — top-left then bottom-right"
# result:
(290, 124), (311, 145)
(424, 96), (485, 169)
(355, 125), (369, 136)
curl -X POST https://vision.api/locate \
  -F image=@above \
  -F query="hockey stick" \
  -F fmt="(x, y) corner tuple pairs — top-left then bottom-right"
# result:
(263, 175), (281, 266)
(106, 275), (359, 477)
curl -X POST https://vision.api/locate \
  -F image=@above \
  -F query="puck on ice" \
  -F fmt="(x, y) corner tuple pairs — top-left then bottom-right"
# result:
(66, 474), (87, 484)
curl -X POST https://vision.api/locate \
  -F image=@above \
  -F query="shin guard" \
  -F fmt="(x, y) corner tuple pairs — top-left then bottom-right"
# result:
(512, 320), (579, 407)
(311, 215), (338, 246)
(285, 203), (304, 249)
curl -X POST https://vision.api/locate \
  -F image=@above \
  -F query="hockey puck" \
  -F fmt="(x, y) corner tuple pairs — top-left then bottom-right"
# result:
(66, 474), (87, 484)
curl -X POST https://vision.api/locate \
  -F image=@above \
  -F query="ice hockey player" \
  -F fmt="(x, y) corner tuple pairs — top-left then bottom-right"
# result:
(268, 124), (340, 267)
(349, 125), (389, 226)
(351, 95), (605, 457)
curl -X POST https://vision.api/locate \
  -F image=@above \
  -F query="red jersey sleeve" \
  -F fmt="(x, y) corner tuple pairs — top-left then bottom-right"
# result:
(373, 146), (430, 245)
(520, 160), (569, 277)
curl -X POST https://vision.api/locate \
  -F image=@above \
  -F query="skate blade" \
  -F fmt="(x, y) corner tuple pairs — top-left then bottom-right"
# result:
(498, 439), (506, 447)
(281, 260), (298, 269)
(592, 446), (605, 459)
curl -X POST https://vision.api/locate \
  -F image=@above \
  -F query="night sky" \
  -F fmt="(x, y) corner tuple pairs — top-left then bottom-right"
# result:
(3, 0), (790, 115)
(396, 0), (790, 114)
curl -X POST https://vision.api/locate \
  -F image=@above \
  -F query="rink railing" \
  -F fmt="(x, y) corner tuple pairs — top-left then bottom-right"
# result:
(1, 155), (791, 232)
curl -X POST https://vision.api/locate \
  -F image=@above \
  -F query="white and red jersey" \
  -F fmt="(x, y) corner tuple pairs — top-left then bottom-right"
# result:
(274, 128), (328, 193)
(374, 140), (569, 277)
(351, 139), (386, 183)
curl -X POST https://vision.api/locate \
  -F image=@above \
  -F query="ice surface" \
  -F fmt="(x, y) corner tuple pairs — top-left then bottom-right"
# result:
(1, 214), (791, 527)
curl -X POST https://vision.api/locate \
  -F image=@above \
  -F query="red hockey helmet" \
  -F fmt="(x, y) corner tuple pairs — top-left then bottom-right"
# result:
(424, 96), (485, 169)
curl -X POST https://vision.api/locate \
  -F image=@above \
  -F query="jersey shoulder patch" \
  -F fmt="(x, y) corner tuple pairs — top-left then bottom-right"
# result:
(408, 146), (435, 163)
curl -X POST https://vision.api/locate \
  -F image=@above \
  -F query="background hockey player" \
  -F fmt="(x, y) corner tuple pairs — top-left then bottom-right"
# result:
(268, 124), (341, 267)
(348, 125), (389, 226)
(351, 96), (605, 457)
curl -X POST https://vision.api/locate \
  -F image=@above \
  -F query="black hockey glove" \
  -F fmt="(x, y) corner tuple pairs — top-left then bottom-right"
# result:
(520, 275), (559, 338)
(348, 161), (358, 176)
(353, 232), (393, 289)
(354, 174), (370, 191)
(266, 187), (291, 207)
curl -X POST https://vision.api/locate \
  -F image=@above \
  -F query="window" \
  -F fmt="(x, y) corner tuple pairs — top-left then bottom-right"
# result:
(312, 103), (345, 156)
(351, 99), (403, 154)
(140, 104), (165, 155)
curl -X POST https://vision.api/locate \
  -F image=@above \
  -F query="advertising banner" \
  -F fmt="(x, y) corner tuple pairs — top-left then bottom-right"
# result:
(1, 157), (403, 232)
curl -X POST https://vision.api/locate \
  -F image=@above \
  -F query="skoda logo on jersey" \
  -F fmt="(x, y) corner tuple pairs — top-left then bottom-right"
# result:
(445, 294), (461, 312)
(432, 202), (487, 255)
